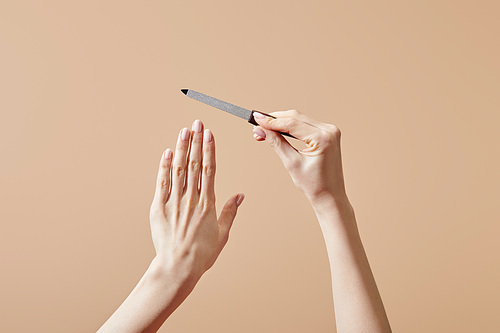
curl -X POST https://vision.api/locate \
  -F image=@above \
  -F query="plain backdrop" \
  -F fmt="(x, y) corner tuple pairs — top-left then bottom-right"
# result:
(1, 1), (499, 332)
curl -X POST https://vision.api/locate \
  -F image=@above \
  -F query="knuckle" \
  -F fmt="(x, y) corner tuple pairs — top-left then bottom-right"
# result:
(174, 165), (184, 177)
(160, 179), (169, 189)
(316, 131), (333, 145)
(265, 117), (275, 125)
(161, 159), (170, 169)
(204, 142), (214, 151)
(189, 160), (200, 172)
(317, 127), (341, 146)
(268, 136), (281, 148)
(228, 204), (237, 216)
(203, 164), (215, 176)
(192, 135), (203, 144)
(288, 109), (299, 116)
(326, 124), (341, 138)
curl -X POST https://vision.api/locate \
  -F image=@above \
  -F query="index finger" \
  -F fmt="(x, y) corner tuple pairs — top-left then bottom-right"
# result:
(253, 112), (319, 143)
(200, 129), (216, 204)
(269, 110), (332, 132)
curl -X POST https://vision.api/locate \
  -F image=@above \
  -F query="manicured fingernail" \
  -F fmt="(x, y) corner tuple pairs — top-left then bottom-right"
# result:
(253, 127), (266, 139)
(236, 193), (245, 206)
(181, 128), (190, 141)
(193, 120), (202, 133)
(203, 129), (213, 142)
(253, 112), (265, 119)
(163, 148), (172, 160)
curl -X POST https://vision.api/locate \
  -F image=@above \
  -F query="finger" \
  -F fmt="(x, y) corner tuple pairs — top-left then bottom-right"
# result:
(269, 110), (328, 130)
(153, 148), (173, 205)
(253, 125), (301, 171)
(269, 110), (341, 140)
(253, 132), (265, 141)
(253, 112), (318, 143)
(171, 128), (191, 202)
(200, 129), (216, 203)
(186, 120), (204, 196)
(218, 193), (244, 247)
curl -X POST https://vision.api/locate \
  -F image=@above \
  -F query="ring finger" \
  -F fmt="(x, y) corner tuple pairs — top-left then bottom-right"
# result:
(186, 120), (204, 197)
(171, 127), (191, 202)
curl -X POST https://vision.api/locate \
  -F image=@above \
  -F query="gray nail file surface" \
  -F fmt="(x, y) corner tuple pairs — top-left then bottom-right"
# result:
(181, 88), (297, 139)
(182, 89), (252, 121)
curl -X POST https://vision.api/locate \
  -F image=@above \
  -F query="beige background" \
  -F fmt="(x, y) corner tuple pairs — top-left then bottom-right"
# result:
(1, 0), (499, 332)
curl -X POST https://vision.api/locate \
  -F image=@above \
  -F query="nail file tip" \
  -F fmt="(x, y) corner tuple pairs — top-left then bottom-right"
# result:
(181, 89), (188, 95)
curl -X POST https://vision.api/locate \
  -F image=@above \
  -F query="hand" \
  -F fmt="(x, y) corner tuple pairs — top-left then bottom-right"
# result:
(252, 110), (346, 203)
(252, 112), (392, 332)
(150, 120), (244, 281)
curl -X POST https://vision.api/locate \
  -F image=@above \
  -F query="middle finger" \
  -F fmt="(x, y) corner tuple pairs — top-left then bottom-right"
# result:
(186, 120), (204, 197)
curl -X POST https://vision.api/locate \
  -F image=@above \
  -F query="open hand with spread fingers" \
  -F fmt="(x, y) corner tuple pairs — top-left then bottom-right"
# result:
(150, 120), (244, 280)
(98, 120), (244, 333)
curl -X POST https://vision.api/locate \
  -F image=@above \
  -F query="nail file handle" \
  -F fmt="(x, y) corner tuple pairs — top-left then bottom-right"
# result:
(248, 110), (297, 139)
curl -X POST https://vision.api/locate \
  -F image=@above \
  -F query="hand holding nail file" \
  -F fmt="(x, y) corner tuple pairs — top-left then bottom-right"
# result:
(181, 89), (297, 139)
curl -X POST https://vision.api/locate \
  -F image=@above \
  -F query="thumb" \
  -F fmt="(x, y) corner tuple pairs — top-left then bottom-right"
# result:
(218, 193), (244, 244)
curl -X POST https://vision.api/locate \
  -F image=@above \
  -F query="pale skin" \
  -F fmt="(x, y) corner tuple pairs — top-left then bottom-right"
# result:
(252, 111), (391, 332)
(98, 112), (391, 332)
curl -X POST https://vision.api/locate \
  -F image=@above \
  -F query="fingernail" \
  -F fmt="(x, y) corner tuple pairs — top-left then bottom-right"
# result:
(181, 128), (190, 141)
(203, 129), (213, 142)
(253, 112), (265, 119)
(253, 127), (266, 139)
(236, 193), (245, 206)
(193, 120), (202, 133)
(163, 148), (172, 159)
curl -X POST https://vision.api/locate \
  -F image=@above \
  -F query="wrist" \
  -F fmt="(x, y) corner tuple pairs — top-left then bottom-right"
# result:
(307, 191), (355, 225)
(308, 191), (350, 211)
(148, 256), (201, 291)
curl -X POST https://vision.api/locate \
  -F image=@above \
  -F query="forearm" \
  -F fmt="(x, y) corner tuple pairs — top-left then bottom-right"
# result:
(311, 194), (391, 333)
(97, 257), (200, 333)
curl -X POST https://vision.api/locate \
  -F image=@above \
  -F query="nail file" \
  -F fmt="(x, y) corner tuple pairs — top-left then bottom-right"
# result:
(181, 89), (296, 139)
